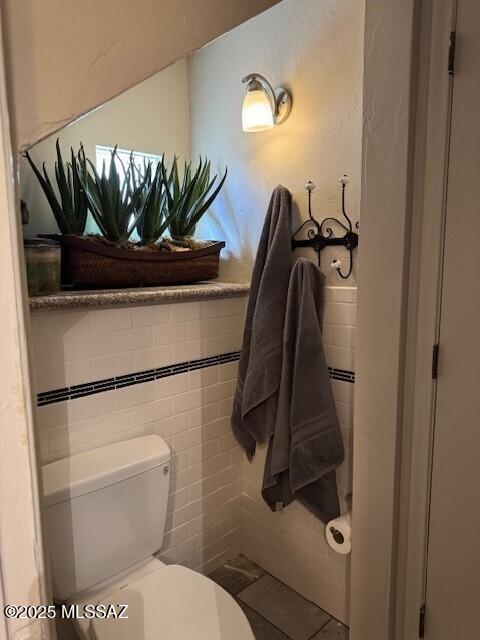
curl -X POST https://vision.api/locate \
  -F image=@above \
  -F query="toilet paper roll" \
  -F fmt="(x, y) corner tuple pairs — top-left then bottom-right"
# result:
(325, 513), (352, 555)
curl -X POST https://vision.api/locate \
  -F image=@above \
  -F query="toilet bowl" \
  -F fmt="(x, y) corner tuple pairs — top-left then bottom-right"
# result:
(42, 436), (253, 640)
(72, 559), (254, 640)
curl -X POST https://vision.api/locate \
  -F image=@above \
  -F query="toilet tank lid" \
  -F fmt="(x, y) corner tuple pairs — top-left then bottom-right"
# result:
(42, 435), (171, 506)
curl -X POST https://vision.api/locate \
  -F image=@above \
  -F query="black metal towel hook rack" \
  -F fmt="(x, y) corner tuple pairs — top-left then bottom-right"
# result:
(291, 176), (359, 279)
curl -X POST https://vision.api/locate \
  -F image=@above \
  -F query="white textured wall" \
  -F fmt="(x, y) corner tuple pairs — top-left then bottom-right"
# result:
(21, 60), (190, 238)
(188, 0), (364, 285)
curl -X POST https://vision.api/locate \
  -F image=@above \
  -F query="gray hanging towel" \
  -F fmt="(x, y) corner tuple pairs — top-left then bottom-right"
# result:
(262, 258), (344, 523)
(231, 186), (293, 460)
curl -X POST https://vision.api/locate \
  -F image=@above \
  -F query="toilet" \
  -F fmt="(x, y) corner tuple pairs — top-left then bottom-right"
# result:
(42, 435), (254, 639)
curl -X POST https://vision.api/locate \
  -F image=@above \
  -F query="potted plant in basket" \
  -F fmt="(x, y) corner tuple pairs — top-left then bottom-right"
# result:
(24, 142), (227, 289)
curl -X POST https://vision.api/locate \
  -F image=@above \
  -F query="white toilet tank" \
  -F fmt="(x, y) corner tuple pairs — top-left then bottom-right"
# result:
(42, 435), (171, 601)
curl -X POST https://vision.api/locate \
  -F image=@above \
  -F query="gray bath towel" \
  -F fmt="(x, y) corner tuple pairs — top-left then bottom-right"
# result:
(262, 258), (344, 523)
(231, 186), (293, 459)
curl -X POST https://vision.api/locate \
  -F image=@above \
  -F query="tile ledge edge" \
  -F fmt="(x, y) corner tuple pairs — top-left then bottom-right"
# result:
(29, 281), (250, 313)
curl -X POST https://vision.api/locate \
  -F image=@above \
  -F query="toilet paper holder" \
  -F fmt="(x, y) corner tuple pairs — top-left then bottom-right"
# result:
(329, 493), (352, 544)
(329, 526), (345, 545)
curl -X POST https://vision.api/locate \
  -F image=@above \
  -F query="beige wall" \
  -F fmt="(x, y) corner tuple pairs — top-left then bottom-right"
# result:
(1, 0), (279, 152)
(188, 0), (364, 284)
(21, 59), (190, 237)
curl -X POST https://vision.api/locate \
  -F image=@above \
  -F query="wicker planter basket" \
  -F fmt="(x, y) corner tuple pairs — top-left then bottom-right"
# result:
(54, 235), (225, 288)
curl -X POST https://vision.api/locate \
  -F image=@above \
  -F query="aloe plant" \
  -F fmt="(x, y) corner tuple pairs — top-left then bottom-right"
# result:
(135, 161), (177, 245)
(79, 146), (150, 247)
(164, 157), (227, 238)
(24, 139), (88, 235)
(128, 153), (153, 197)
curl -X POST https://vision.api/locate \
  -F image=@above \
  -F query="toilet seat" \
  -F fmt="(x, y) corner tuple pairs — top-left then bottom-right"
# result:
(90, 563), (254, 640)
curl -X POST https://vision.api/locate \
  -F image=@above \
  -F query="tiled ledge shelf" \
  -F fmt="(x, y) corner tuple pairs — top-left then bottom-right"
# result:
(29, 281), (250, 312)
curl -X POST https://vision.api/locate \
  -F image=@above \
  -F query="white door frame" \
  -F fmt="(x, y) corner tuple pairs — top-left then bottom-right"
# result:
(0, 16), (52, 640)
(351, 1), (421, 635)
(394, 0), (458, 637)
(351, 1), (457, 638)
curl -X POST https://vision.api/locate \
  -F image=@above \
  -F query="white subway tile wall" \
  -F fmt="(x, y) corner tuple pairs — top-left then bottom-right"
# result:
(32, 297), (246, 575)
(240, 286), (356, 624)
(30, 286), (355, 618)
(31, 298), (246, 394)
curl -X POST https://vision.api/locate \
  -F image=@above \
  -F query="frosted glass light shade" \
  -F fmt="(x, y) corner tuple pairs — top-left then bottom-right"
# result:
(242, 89), (274, 132)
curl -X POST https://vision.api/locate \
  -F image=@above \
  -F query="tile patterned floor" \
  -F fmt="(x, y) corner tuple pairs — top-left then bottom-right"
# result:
(209, 555), (349, 640)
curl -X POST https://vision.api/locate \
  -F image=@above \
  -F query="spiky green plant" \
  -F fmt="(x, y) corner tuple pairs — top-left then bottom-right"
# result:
(128, 153), (153, 198)
(164, 157), (227, 238)
(135, 161), (177, 245)
(24, 139), (88, 235)
(79, 146), (150, 247)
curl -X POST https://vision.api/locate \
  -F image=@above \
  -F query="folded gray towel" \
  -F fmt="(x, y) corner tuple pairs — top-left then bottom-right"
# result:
(262, 258), (344, 523)
(231, 186), (293, 460)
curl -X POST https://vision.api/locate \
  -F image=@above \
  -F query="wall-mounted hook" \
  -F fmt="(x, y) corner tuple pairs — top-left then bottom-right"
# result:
(291, 175), (359, 279)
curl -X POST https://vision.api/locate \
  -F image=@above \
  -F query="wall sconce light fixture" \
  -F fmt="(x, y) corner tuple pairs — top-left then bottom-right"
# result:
(241, 73), (292, 132)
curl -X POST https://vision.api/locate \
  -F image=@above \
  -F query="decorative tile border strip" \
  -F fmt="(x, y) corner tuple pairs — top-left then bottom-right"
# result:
(37, 352), (355, 407)
(37, 351), (242, 407)
(328, 367), (355, 384)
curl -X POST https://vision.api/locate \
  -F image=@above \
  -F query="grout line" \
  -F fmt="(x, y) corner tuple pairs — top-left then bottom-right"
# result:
(306, 616), (333, 640)
(217, 557), (275, 629)
(237, 599), (295, 640)
(234, 562), (265, 598)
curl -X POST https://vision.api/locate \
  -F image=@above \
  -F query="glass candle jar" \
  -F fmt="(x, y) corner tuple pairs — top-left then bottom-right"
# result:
(24, 239), (61, 296)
